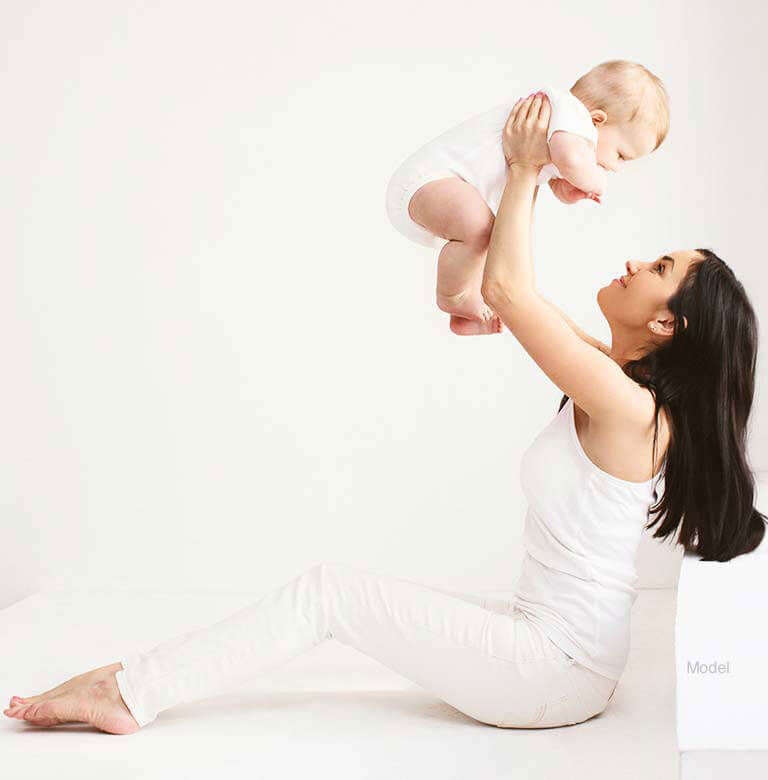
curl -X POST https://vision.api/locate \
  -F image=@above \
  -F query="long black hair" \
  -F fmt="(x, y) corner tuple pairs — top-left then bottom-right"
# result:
(559, 248), (766, 562)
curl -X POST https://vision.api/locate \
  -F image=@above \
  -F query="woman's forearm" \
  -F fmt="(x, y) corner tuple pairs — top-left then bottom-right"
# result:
(481, 165), (539, 300)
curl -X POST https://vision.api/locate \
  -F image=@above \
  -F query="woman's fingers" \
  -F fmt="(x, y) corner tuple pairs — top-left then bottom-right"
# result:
(527, 93), (542, 122)
(507, 98), (523, 128)
(537, 94), (551, 124)
(505, 92), (549, 156)
(528, 92), (551, 125)
(519, 93), (537, 123)
(516, 94), (535, 127)
(512, 98), (526, 128)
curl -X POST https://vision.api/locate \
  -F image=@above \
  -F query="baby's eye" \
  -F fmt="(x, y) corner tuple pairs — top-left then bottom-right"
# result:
(618, 154), (625, 161)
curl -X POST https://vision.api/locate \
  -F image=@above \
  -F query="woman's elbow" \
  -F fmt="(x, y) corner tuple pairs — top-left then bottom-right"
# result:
(480, 281), (502, 306)
(481, 281), (518, 309)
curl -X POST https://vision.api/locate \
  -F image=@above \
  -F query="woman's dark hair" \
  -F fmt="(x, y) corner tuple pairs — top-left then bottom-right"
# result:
(559, 248), (766, 562)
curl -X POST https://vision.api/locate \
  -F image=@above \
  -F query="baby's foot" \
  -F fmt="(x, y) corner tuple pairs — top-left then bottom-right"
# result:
(436, 288), (503, 336)
(3, 662), (140, 734)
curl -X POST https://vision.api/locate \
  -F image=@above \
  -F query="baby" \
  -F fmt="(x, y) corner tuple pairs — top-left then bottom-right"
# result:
(385, 60), (670, 335)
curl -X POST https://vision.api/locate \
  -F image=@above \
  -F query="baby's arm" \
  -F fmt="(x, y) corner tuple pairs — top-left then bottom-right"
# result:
(549, 177), (593, 204)
(548, 131), (607, 196)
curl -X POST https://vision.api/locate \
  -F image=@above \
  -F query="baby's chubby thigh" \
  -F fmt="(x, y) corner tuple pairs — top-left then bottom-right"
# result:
(408, 177), (495, 249)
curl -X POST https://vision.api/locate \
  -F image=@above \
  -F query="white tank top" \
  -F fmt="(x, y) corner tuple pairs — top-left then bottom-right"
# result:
(513, 397), (665, 680)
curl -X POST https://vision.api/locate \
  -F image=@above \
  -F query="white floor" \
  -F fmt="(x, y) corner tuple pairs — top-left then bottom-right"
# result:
(0, 587), (680, 780)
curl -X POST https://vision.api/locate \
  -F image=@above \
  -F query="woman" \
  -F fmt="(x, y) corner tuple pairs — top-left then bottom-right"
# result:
(4, 94), (765, 734)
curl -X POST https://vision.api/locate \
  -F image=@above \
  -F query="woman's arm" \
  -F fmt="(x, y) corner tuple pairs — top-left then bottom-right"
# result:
(542, 299), (611, 355)
(481, 164), (539, 302)
(489, 171), (607, 353)
(479, 93), (651, 426)
(503, 181), (606, 351)
(481, 93), (549, 301)
(531, 185), (539, 226)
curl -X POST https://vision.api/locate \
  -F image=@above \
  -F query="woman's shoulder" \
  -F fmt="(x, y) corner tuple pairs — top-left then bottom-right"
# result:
(611, 385), (670, 445)
(577, 387), (670, 482)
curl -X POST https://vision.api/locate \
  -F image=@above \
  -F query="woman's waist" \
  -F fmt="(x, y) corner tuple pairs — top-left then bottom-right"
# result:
(519, 543), (639, 594)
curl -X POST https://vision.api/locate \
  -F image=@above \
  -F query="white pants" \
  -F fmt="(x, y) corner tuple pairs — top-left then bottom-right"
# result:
(115, 562), (618, 730)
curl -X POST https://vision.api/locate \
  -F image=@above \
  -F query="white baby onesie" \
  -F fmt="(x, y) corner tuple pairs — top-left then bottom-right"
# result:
(386, 85), (599, 227)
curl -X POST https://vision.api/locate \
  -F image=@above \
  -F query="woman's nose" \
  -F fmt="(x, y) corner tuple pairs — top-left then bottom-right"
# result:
(626, 260), (637, 274)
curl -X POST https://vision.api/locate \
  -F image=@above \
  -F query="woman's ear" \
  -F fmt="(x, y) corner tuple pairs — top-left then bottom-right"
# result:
(590, 109), (607, 126)
(648, 314), (683, 337)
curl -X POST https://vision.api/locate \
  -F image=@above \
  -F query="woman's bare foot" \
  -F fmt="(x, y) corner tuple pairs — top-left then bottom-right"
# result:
(3, 662), (139, 734)
(436, 288), (503, 336)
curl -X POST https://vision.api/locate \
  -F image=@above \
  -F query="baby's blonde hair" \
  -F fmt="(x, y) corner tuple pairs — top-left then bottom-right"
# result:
(571, 60), (670, 151)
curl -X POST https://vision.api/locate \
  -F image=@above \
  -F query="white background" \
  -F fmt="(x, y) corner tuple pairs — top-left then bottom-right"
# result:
(2, 0), (765, 608)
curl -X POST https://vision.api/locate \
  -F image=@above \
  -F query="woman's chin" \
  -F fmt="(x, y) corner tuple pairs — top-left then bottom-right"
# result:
(596, 287), (613, 318)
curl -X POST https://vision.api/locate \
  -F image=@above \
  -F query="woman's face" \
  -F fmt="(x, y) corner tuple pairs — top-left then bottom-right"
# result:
(597, 249), (704, 335)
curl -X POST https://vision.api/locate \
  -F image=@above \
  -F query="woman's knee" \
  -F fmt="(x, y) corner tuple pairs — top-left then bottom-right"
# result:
(302, 561), (352, 590)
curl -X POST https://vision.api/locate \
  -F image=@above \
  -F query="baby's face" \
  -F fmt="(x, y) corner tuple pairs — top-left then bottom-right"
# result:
(594, 120), (657, 174)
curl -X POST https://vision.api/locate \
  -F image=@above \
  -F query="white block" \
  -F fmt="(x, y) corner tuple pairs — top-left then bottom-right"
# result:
(675, 472), (768, 751)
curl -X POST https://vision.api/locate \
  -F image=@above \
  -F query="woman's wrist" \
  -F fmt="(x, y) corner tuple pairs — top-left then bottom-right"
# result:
(507, 162), (540, 175)
(506, 163), (540, 184)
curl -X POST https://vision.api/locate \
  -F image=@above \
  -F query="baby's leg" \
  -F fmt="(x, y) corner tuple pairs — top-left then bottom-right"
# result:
(408, 178), (501, 336)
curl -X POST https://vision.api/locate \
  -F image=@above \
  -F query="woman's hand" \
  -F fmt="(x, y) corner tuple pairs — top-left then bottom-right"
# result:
(501, 92), (552, 170)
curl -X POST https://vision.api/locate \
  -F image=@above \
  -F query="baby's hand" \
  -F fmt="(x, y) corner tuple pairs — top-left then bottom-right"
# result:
(548, 177), (598, 204)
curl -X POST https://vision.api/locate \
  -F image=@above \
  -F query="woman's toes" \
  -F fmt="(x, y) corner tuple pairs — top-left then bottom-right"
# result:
(8, 673), (89, 710)
(22, 696), (85, 727)
(21, 700), (61, 726)
(6, 675), (140, 733)
(5, 702), (31, 719)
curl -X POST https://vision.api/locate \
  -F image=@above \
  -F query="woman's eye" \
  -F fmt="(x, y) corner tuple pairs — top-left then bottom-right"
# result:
(657, 262), (664, 273)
